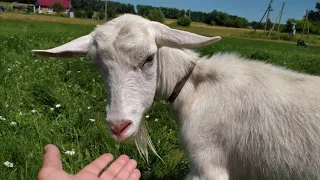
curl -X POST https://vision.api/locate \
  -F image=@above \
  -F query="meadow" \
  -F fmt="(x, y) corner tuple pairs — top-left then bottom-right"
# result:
(0, 18), (320, 180)
(2, 12), (320, 47)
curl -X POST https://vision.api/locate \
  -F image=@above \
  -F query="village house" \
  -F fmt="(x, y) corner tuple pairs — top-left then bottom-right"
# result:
(33, 0), (72, 14)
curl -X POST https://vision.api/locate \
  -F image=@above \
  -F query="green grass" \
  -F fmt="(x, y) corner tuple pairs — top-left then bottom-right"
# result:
(0, 19), (320, 180)
(240, 31), (320, 46)
(2, 11), (320, 46)
(0, 1), (11, 7)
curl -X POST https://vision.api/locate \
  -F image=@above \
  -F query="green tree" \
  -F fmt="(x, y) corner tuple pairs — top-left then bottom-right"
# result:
(265, 18), (273, 30)
(308, 10), (320, 21)
(74, 8), (82, 18)
(177, 16), (192, 26)
(98, 9), (105, 19)
(137, 5), (153, 16)
(147, 8), (164, 23)
(186, 9), (191, 17)
(107, 8), (117, 19)
(180, 9), (185, 18)
(251, 21), (264, 29)
(71, 0), (81, 9)
(86, 8), (94, 18)
(283, 18), (297, 33)
(52, 2), (64, 15)
(316, 2), (320, 11)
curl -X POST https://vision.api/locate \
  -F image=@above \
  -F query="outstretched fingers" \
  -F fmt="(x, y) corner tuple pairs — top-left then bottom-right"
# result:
(124, 168), (141, 180)
(99, 155), (140, 180)
(113, 159), (139, 180)
(77, 154), (114, 176)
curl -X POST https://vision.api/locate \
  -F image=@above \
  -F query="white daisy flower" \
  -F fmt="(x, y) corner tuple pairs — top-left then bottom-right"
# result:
(145, 115), (150, 118)
(89, 119), (95, 122)
(10, 122), (17, 126)
(115, 144), (120, 149)
(154, 118), (159, 122)
(55, 104), (61, 108)
(31, 109), (36, 113)
(64, 149), (75, 156)
(3, 161), (13, 168)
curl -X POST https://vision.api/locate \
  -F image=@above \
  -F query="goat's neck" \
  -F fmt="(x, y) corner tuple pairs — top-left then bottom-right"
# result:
(155, 47), (198, 109)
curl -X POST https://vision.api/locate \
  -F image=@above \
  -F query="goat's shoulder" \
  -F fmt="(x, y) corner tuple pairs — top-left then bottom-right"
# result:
(195, 52), (319, 84)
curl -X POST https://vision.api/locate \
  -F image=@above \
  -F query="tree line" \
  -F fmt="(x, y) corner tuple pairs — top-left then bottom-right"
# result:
(3, 0), (320, 34)
(136, 5), (249, 28)
(5, 0), (250, 28)
(282, 2), (320, 35)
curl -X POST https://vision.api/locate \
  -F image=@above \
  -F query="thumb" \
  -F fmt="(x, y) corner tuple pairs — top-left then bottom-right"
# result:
(42, 144), (63, 170)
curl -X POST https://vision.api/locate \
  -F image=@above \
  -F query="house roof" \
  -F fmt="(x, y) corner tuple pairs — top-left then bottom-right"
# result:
(36, 0), (72, 9)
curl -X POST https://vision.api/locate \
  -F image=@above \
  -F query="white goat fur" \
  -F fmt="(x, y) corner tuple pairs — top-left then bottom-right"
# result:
(33, 14), (320, 180)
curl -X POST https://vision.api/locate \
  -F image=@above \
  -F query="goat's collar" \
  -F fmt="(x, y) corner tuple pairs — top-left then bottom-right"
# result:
(167, 62), (196, 104)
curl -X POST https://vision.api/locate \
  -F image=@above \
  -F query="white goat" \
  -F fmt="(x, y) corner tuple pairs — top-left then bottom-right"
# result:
(33, 14), (320, 180)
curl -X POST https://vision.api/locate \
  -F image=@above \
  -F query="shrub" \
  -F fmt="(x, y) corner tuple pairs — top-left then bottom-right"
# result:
(52, 2), (64, 15)
(98, 10), (105, 20)
(279, 34), (294, 41)
(74, 9), (82, 18)
(21, 8), (30, 14)
(80, 10), (86, 18)
(147, 8), (164, 23)
(86, 9), (94, 19)
(177, 16), (192, 27)
(58, 13), (67, 17)
(74, 9), (86, 18)
(107, 8), (117, 19)
(92, 11), (99, 19)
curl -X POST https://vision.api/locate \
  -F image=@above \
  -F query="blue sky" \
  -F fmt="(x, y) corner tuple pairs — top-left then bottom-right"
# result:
(114, 0), (319, 23)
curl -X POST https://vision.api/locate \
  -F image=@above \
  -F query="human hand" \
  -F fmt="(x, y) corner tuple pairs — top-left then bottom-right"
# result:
(38, 144), (141, 180)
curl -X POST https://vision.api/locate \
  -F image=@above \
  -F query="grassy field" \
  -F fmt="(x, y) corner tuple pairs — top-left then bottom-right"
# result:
(0, 1), (11, 7)
(0, 12), (265, 37)
(0, 18), (320, 180)
(0, 12), (106, 25)
(2, 12), (320, 47)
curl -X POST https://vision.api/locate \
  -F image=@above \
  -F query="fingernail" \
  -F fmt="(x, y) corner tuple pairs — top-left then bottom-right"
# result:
(44, 145), (49, 152)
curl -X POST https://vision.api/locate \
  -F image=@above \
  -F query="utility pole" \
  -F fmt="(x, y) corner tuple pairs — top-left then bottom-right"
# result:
(268, 1), (285, 38)
(302, 9), (310, 38)
(276, 2), (284, 33)
(104, 0), (108, 21)
(264, 0), (274, 32)
(255, 0), (274, 32)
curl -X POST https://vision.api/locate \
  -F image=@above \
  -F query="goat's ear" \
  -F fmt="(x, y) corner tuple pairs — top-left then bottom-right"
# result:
(152, 22), (221, 49)
(32, 34), (92, 58)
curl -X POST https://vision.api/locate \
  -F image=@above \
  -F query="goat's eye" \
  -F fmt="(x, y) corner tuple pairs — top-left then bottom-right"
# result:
(142, 54), (155, 67)
(146, 55), (154, 62)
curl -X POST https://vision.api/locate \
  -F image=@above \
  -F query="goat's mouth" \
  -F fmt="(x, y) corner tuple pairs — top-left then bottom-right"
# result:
(110, 122), (132, 136)
(109, 123), (134, 142)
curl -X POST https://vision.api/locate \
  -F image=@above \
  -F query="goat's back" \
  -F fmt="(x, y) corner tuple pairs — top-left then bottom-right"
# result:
(189, 54), (320, 180)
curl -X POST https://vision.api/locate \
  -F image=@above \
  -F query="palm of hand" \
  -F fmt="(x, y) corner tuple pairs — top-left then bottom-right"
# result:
(38, 145), (140, 180)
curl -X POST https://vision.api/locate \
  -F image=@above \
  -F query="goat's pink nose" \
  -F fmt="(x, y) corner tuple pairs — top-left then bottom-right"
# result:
(108, 120), (132, 135)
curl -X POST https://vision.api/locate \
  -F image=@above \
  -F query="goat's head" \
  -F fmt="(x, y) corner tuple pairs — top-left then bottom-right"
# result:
(33, 14), (221, 142)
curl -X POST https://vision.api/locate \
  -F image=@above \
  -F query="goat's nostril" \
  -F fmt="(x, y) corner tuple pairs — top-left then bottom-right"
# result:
(108, 120), (132, 135)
